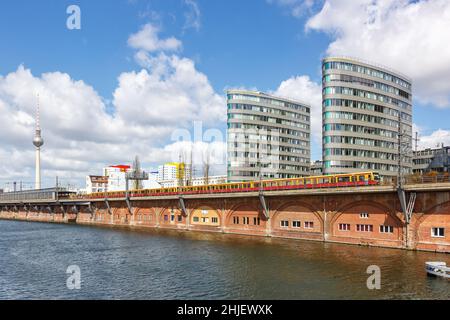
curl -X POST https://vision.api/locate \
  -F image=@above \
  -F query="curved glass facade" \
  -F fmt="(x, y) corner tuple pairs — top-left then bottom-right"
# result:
(322, 57), (413, 179)
(227, 90), (311, 182)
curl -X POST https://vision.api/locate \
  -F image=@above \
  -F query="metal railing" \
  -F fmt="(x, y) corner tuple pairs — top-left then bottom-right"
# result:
(404, 174), (450, 185)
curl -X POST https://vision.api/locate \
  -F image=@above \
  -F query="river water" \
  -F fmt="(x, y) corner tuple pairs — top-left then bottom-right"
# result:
(0, 220), (448, 300)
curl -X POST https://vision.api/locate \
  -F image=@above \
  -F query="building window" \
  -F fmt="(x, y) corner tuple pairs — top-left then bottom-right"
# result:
(280, 220), (289, 228)
(253, 217), (261, 225)
(304, 221), (314, 229)
(360, 213), (369, 219)
(164, 215), (168, 221)
(233, 216), (239, 224)
(339, 223), (351, 231)
(202, 217), (209, 223)
(171, 214), (175, 222)
(178, 215), (183, 222)
(431, 227), (445, 238)
(292, 221), (301, 228)
(379, 225), (394, 233)
(243, 217), (250, 225)
(212, 217), (218, 224)
(357, 224), (373, 232)
(193, 216), (199, 223)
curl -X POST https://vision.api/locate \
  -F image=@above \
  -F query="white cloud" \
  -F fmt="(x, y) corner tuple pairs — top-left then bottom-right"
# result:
(414, 124), (450, 150)
(0, 24), (227, 188)
(273, 75), (322, 159)
(183, 0), (201, 32)
(114, 53), (225, 129)
(267, 0), (317, 17)
(305, 0), (450, 107)
(419, 130), (450, 149)
(128, 23), (182, 52)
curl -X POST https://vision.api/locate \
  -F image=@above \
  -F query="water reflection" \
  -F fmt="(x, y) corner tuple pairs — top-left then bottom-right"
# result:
(0, 220), (448, 300)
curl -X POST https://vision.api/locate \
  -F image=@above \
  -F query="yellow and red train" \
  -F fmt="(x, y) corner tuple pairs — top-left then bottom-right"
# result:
(85, 171), (380, 199)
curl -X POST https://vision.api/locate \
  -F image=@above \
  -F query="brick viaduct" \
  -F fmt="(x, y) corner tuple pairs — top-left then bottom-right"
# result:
(1, 184), (449, 253)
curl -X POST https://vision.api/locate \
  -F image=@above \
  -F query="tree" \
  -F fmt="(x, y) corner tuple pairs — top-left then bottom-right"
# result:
(202, 146), (211, 186)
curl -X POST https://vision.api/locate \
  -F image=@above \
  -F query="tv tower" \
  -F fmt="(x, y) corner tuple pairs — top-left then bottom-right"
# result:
(33, 94), (44, 190)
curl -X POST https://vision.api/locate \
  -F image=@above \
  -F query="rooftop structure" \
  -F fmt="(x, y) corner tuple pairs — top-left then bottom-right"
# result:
(413, 146), (450, 175)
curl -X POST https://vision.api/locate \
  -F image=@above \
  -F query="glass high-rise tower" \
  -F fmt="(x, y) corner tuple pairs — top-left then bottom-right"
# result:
(322, 57), (413, 180)
(227, 90), (311, 182)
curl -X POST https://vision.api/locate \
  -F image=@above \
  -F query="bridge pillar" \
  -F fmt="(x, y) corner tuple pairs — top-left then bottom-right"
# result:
(220, 201), (226, 233)
(110, 208), (114, 225)
(186, 208), (191, 230)
(265, 208), (271, 237)
(155, 208), (161, 228)
(323, 210), (329, 241)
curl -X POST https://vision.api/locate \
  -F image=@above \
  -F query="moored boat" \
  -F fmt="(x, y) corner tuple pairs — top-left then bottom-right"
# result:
(425, 262), (450, 279)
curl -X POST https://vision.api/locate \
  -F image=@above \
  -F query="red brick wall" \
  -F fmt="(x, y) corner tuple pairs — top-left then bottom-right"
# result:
(271, 203), (323, 241)
(2, 189), (450, 253)
(414, 200), (450, 252)
(189, 206), (222, 232)
(159, 207), (186, 229)
(224, 203), (267, 236)
(133, 207), (157, 227)
(330, 202), (403, 248)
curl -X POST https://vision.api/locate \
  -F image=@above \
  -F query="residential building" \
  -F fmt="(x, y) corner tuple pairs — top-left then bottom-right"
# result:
(103, 165), (132, 191)
(157, 162), (191, 186)
(192, 175), (227, 186)
(413, 146), (450, 174)
(85, 175), (108, 194)
(227, 90), (311, 182)
(158, 175), (227, 188)
(322, 57), (413, 180)
(142, 172), (162, 189)
(310, 160), (323, 176)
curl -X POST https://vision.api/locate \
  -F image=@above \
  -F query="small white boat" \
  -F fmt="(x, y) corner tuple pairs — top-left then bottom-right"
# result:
(425, 262), (450, 279)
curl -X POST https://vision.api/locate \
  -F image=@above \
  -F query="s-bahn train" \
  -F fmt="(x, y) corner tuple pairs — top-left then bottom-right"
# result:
(85, 171), (380, 200)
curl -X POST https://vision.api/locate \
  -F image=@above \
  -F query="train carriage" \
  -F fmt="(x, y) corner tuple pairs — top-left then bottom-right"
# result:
(77, 172), (380, 200)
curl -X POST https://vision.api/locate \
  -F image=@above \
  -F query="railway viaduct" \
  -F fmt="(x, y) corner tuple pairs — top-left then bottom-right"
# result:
(1, 183), (449, 253)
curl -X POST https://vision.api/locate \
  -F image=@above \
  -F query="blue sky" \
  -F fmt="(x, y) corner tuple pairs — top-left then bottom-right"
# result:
(1, 0), (450, 188)
(0, 0), (327, 96)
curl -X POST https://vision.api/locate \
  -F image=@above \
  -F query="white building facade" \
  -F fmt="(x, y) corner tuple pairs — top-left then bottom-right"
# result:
(103, 165), (132, 191)
(85, 175), (108, 194)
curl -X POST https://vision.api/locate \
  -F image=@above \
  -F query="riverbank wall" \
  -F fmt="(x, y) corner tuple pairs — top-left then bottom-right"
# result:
(1, 185), (449, 253)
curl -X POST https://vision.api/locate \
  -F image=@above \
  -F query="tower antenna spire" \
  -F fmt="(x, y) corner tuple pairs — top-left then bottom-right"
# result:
(36, 93), (40, 131)
(33, 93), (44, 189)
